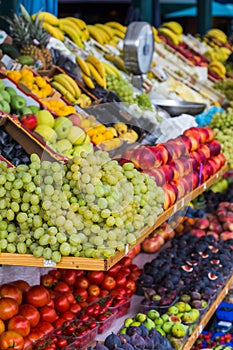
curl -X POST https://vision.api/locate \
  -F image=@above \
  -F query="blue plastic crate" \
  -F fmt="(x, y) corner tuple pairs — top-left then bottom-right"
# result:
(216, 302), (233, 322)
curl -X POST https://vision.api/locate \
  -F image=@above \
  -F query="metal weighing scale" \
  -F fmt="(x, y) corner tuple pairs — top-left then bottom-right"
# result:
(123, 21), (154, 90)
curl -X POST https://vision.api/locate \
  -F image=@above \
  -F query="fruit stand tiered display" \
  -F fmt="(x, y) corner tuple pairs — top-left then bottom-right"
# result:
(0, 5), (233, 350)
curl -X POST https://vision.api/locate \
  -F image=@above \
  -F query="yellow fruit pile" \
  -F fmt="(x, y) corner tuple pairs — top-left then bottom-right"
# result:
(42, 99), (76, 117)
(6, 69), (52, 98)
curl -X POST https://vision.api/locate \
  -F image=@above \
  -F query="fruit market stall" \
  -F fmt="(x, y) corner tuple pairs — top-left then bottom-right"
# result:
(0, 5), (233, 350)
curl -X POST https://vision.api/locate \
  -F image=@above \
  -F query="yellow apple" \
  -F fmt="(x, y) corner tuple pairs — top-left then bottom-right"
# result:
(34, 124), (57, 144)
(56, 139), (73, 154)
(72, 144), (93, 157)
(35, 110), (55, 128)
(67, 126), (86, 145)
(83, 134), (91, 145)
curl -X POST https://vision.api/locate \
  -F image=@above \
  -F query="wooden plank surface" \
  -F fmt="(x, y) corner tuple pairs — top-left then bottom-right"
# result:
(0, 164), (228, 271)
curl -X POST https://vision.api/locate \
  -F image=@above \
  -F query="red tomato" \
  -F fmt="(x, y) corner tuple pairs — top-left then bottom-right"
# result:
(119, 257), (132, 267)
(36, 321), (54, 335)
(69, 302), (82, 314)
(0, 284), (22, 305)
(129, 270), (141, 281)
(87, 295), (99, 303)
(74, 288), (88, 302)
(110, 287), (127, 298)
(126, 280), (136, 293)
(60, 310), (75, 321)
(87, 271), (105, 285)
(115, 275), (127, 287)
(56, 338), (68, 348)
(88, 284), (100, 297)
(74, 277), (90, 290)
(0, 319), (5, 335)
(0, 297), (19, 320)
(79, 314), (90, 322)
(60, 270), (77, 286)
(53, 281), (70, 294)
(39, 306), (57, 323)
(101, 276), (116, 291)
(0, 331), (24, 350)
(11, 280), (30, 293)
(79, 301), (88, 308)
(46, 299), (55, 308)
(53, 317), (66, 329)
(118, 267), (131, 277)
(18, 304), (40, 327)
(99, 289), (109, 297)
(40, 274), (54, 288)
(25, 285), (50, 308)
(54, 295), (70, 313)
(22, 337), (32, 350)
(7, 315), (31, 337)
(63, 292), (75, 304)
(107, 264), (121, 277)
(26, 329), (44, 343)
(48, 270), (61, 280)
(75, 270), (85, 278)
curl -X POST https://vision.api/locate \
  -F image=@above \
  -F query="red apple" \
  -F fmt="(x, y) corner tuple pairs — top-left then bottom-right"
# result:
(206, 231), (219, 240)
(142, 234), (164, 253)
(206, 140), (221, 157)
(68, 114), (82, 126)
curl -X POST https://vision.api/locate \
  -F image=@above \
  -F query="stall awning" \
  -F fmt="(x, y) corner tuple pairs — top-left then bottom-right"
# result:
(165, 1), (233, 17)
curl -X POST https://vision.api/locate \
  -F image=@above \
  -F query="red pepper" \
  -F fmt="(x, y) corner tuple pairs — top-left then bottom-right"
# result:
(20, 114), (37, 130)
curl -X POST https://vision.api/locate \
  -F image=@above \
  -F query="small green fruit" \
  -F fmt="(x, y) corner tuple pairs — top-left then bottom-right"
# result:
(154, 317), (164, 326)
(162, 321), (174, 333)
(1, 90), (10, 103)
(20, 107), (33, 115)
(0, 80), (5, 90)
(35, 109), (55, 127)
(28, 105), (40, 114)
(167, 306), (179, 315)
(11, 95), (27, 111)
(0, 100), (10, 114)
(124, 318), (134, 328)
(143, 317), (156, 330)
(135, 313), (147, 322)
(5, 86), (17, 98)
(147, 309), (160, 320)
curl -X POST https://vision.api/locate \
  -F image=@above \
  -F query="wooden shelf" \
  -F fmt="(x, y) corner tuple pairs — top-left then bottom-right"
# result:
(0, 164), (228, 271)
(183, 273), (233, 350)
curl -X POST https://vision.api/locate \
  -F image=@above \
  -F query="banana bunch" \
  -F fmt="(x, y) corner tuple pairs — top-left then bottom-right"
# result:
(31, 11), (64, 41)
(152, 26), (162, 43)
(161, 21), (183, 35)
(32, 12), (59, 26)
(76, 55), (106, 89)
(104, 53), (126, 72)
(76, 94), (92, 108)
(102, 61), (121, 77)
(87, 21), (126, 46)
(42, 22), (64, 41)
(58, 18), (88, 48)
(208, 61), (226, 78)
(158, 26), (182, 46)
(205, 46), (231, 62)
(205, 28), (228, 44)
(51, 73), (82, 103)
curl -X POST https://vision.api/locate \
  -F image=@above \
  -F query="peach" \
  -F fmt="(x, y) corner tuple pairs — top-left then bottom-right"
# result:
(220, 231), (233, 240)
(180, 134), (192, 153)
(223, 222), (233, 232)
(190, 171), (199, 189)
(215, 153), (226, 167)
(143, 168), (166, 187)
(138, 146), (156, 169)
(163, 183), (177, 209)
(199, 144), (211, 160)
(206, 231), (219, 240)
(201, 162), (214, 182)
(160, 164), (174, 183)
(150, 144), (169, 166)
(194, 218), (209, 229)
(183, 128), (202, 150)
(207, 140), (221, 157)
(203, 127), (215, 142)
(190, 229), (206, 238)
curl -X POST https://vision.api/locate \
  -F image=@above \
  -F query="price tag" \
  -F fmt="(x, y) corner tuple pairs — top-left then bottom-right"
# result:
(181, 198), (185, 207)
(199, 325), (203, 334)
(44, 259), (56, 267)
(125, 244), (129, 255)
(203, 183), (207, 190)
(216, 173), (219, 179)
(226, 287), (229, 295)
(173, 203), (177, 214)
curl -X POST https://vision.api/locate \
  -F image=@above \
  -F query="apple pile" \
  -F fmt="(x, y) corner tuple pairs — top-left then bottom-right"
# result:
(141, 222), (175, 253)
(137, 232), (233, 308)
(123, 126), (226, 209)
(190, 201), (233, 241)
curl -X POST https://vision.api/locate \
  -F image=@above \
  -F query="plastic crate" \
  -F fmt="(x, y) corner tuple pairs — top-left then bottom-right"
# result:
(97, 311), (116, 334)
(216, 302), (233, 322)
(109, 298), (131, 318)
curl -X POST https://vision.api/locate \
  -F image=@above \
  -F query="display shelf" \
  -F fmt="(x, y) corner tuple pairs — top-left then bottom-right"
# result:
(0, 164), (228, 271)
(183, 273), (233, 350)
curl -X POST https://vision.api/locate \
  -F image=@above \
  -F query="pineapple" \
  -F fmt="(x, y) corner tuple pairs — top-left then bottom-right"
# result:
(5, 6), (53, 70)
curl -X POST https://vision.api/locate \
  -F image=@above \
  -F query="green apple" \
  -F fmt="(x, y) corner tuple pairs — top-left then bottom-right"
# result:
(135, 313), (147, 323)
(35, 109), (55, 127)
(143, 317), (155, 330)
(5, 86), (17, 98)
(56, 139), (73, 154)
(20, 107), (33, 115)
(72, 144), (93, 157)
(1, 90), (11, 103)
(0, 100), (10, 114)
(54, 116), (73, 139)
(147, 309), (160, 320)
(0, 80), (5, 91)
(34, 125), (57, 144)
(67, 126), (86, 145)
(11, 95), (27, 111)
(28, 105), (40, 114)
(124, 318), (134, 328)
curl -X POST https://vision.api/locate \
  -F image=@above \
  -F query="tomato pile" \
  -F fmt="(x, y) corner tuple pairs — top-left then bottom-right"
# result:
(0, 257), (140, 350)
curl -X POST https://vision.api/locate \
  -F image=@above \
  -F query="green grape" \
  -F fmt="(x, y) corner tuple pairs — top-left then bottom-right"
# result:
(60, 242), (71, 256)
(33, 246), (44, 258)
(0, 238), (7, 250)
(7, 243), (16, 253)
(43, 247), (52, 260)
(52, 251), (61, 263)
(17, 242), (27, 254)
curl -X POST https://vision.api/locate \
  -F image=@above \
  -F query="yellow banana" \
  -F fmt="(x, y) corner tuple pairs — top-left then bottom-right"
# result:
(77, 94), (92, 108)
(209, 61), (226, 77)
(87, 25), (106, 45)
(108, 37), (119, 47)
(51, 81), (76, 103)
(105, 21), (126, 34)
(32, 12), (59, 26)
(59, 18), (84, 39)
(102, 62), (121, 77)
(206, 28), (227, 44)
(104, 54), (125, 72)
(81, 28), (90, 41)
(85, 56), (105, 78)
(95, 24), (114, 40)
(59, 23), (84, 48)
(161, 21), (183, 35)
(152, 26), (162, 43)
(112, 28), (125, 40)
(53, 75), (76, 97)
(76, 56), (91, 76)
(42, 22), (64, 41)
(86, 62), (106, 88)
(158, 27), (181, 45)
(66, 17), (87, 30)
(57, 73), (81, 98)
(81, 73), (95, 89)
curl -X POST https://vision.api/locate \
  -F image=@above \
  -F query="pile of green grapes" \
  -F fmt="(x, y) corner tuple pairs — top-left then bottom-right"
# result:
(106, 74), (153, 110)
(210, 107), (233, 169)
(0, 150), (164, 262)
